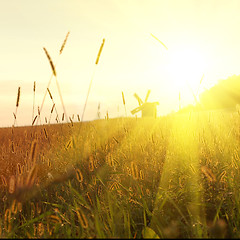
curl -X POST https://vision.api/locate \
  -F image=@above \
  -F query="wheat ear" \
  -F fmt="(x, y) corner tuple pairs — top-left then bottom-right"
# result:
(122, 91), (127, 117)
(13, 87), (21, 127)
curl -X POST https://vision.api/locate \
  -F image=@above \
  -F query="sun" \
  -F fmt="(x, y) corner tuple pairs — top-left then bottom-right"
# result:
(166, 46), (209, 104)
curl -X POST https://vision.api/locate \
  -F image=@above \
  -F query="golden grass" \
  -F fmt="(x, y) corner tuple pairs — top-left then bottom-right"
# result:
(43, 47), (56, 77)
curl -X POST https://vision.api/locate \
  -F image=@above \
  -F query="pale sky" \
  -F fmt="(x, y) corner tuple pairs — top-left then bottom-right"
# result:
(1, 0), (240, 127)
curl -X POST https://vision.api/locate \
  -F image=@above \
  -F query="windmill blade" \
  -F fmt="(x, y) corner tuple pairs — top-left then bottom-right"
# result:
(131, 105), (144, 115)
(151, 33), (168, 50)
(145, 90), (151, 102)
(134, 93), (143, 106)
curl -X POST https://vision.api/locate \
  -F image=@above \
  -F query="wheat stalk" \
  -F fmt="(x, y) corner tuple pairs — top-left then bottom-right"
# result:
(81, 38), (105, 122)
(47, 87), (59, 124)
(32, 81), (36, 122)
(55, 74), (68, 123)
(36, 32), (70, 126)
(151, 33), (168, 50)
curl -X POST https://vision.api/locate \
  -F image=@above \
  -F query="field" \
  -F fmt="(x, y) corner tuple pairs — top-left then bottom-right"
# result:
(0, 111), (240, 238)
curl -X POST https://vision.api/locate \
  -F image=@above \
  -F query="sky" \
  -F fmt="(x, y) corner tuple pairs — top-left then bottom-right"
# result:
(1, 0), (240, 127)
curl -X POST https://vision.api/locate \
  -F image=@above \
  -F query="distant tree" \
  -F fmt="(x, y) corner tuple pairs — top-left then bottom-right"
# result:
(199, 74), (240, 110)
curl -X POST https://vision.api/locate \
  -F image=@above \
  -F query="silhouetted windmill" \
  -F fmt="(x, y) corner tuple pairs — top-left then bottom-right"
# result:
(131, 90), (159, 118)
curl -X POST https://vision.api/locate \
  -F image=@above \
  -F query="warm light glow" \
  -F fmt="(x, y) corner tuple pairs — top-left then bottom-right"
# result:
(166, 46), (208, 98)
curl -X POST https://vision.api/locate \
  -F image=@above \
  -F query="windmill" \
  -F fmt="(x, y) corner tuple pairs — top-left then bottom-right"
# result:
(131, 90), (159, 118)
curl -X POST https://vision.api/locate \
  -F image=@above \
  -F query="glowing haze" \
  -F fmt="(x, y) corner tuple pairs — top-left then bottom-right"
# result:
(1, 0), (240, 127)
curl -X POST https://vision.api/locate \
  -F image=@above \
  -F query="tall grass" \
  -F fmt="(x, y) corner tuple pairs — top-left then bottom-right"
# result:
(1, 112), (240, 238)
(36, 32), (70, 126)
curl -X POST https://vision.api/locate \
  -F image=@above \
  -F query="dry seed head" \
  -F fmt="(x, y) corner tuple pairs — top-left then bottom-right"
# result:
(4, 208), (11, 233)
(131, 161), (139, 180)
(26, 165), (38, 188)
(126, 166), (131, 175)
(66, 140), (72, 149)
(57, 195), (66, 203)
(51, 103), (55, 113)
(109, 182), (119, 191)
(16, 87), (21, 107)
(95, 38), (105, 65)
(76, 208), (88, 229)
(29, 140), (38, 165)
(17, 163), (22, 175)
(8, 175), (16, 194)
(122, 91), (126, 105)
(49, 215), (62, 224)
(47, 88), (53, 100)
(93, 159), (98, 169)
(201, 166), (216, 182)
(62, 113), (64, 121)
(33, 81), (36, 92)
(48, 159), (51, 167)
(37, 223), (45, 237)
(1, 175), (7, 187)
(11, 199), (18, 215)
(219, 170), (226, 183)
(43, 128), (48, 139)
(89, 155), (94, 171)
(86, 192), (93, 206)
(92, 175), (96, 185)
(59, 31), (70, 54)
(232, 157), (238, 169)
(106, 153), (114, 167)
(43, 47), (56, 76)
(139, 170), (144, 180)
(76, 169), (83, 183)
(77, 114), (80, 122)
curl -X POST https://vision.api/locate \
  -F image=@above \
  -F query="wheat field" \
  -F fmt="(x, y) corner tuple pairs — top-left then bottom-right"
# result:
(0, 111), (239, 238)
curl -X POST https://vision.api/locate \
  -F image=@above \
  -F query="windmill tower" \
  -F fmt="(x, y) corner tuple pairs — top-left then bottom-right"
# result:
(131, 90), (159, 118)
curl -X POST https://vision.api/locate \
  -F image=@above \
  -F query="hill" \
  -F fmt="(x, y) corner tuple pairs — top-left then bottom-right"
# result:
(179, 74), (240, 113)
